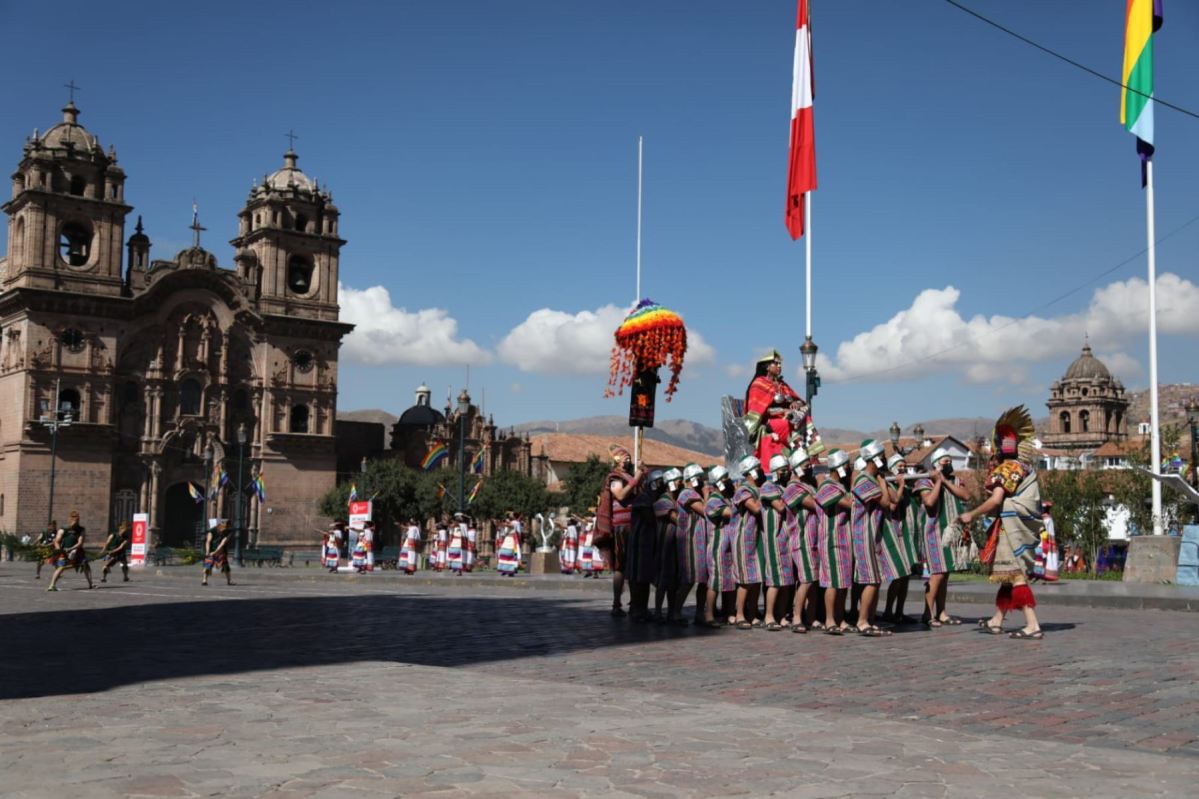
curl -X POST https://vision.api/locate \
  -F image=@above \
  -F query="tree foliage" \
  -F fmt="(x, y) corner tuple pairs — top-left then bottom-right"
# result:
(562, 455), (609, 513)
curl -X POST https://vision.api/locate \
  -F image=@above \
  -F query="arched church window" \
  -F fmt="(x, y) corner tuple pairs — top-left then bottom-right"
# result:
(59, 222), (93, 267)
(58, 388), (81, 418)
(180, 379), (202, 416)
(1081, 387), (1089, 397)
(1079, 410), (1090, 433)
(290, 404), (309, 434)
(1060, 411), (1071, 434)
(69, 175), (86, 196)
(287, 255), (313, 295)
(13, 217), (24, 262)
(295, 213), (308, 233)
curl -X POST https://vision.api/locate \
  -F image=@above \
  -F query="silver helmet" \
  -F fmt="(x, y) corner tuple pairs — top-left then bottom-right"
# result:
(682, 463), (705, 485)
(768, 454), (790, 479)
(826, 449), (850, 475)
(737, 455), (761, 477)
(788, 448), (810, 472)
(886, 453), (905, 472)
(662, 468), (683, 491)
(708, 465), (730, 484)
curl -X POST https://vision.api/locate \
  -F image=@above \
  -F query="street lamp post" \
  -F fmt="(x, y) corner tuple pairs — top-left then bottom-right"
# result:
(202, 441), (214, 548)
(889, 422), (901, 454)
(1185, 398), (1199, 491)
(800, 336), (820, 408)
(235, 423), (247, 567)
(457, 393), (469, 514)
(38, 378), (73, 528)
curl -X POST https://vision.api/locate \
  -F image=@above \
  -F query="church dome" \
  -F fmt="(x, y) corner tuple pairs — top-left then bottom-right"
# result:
(265, 150), (316, 193)
(37, 103), (101, 156)
(397, 404), (444, 427)
(1063, 343), (1112, 381)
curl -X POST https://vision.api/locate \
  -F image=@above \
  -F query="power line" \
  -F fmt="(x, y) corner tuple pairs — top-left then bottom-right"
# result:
(825, 209), (1199, 385)
(942, 0), (1199, 122)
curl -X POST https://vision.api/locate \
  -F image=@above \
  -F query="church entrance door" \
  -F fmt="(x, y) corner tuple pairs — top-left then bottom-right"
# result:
(163, 482), (206, 549)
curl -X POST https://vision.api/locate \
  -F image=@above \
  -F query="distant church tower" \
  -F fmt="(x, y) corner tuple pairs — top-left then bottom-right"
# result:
(1043, 342), (1130, 454)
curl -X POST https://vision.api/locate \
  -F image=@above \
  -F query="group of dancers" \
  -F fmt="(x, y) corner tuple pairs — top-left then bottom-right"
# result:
(591, 351), (1049, 640)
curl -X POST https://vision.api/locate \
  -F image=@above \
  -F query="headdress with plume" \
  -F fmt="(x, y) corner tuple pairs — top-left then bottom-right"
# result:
(991, 405), (1036, 464)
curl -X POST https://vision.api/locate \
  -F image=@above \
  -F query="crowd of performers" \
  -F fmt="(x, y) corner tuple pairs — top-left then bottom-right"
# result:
(586, 353), (1050, 640)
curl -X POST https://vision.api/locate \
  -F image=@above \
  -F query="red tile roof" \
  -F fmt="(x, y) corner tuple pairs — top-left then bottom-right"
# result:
(530, 433), (720, 470)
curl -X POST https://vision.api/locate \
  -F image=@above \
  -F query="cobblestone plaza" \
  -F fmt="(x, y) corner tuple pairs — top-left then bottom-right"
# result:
(3, 566), (1198, 797)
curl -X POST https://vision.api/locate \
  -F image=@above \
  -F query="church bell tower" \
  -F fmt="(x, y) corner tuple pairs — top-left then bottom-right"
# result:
(230, 145), (343, 322)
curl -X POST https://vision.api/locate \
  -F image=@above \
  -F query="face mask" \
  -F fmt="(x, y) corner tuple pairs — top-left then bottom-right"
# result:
(872, 457), (884, 470)
(835, 466), (847, 479)
(942, 463), (954, 476)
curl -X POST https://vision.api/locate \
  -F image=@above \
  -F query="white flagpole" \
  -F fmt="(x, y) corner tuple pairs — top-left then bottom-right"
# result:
(1146, 159), (1163, 535)
(633, 135), (644, 471)
(804, 192), (812, 339)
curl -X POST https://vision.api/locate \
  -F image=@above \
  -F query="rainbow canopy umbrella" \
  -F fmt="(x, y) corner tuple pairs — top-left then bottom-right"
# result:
(605, 298), (689, 401)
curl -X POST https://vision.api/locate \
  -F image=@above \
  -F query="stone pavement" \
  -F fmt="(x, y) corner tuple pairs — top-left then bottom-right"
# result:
(2, 565), (1198, 797)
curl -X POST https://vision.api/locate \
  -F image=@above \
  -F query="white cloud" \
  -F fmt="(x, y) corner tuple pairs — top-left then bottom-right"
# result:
(498, 304), (715, 375)
(724, 363), (750, 379)
(338, 283), (491, 366)
(818, 273), (1199, 385)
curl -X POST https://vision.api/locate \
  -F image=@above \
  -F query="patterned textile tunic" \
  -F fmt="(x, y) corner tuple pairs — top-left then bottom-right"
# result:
(400, 526), (421, 574)
(756, 481), (794, 588)
(784, 480), (819, 584)
(850, 473), (884, 585)
(447, 526), (463, 572)
(877, 486), (914, 582)
(704, 494), (737, 593)
(982, 459), (1044, 583)
(732, 482), (763, 585)
(654, 496), (684, 590)
(560, 524), (579, 573)
(496, 527), (521, 574)
(626, 489), (661, 585)
(816, 480), (852, 589)
(677, 488), (709, 586)
(921, 477), (964, 574)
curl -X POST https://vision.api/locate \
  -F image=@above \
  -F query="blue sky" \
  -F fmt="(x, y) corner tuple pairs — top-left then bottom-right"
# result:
(2, 1), (1198, 432)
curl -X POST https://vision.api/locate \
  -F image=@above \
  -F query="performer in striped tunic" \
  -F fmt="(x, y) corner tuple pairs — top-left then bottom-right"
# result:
(496, 519), (522, 576)
(399, 520), (421, 574)
(703, 466), (738, 627)
(783, 448), (821, 633)
(653, 469), (687, 625)
(560, 517), (580, 574)
(732, 455), (765, 630)
(850, 441), (893, 636)
(447, 517), (465, 574)
(323, 521), (345, 573)
(760, 455), (796, 631)
(920, 447), (971, 628)
(677, 464), (710, 625)
(816, 450), (853, 634)
(880, 454), (919, 625)
(579, 515), (597, 576)
(464, 522), (478, 573)
(433, 524), (449, 572)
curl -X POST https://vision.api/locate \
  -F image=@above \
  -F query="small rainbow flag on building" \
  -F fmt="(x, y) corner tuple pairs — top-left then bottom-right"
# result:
(187, 482), (205, 504)
(218, 468), (230, 489)
(253, 474), (266, 502)
(421, 443), (449, 471)
(467, 478), (484, 505)
(348, 483), (359, 503)
(470, 448), (485, 474)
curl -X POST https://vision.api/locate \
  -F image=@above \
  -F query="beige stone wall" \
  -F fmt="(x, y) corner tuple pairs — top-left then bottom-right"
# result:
(14, 443), (113, 535)
(256, 453), (335, 548)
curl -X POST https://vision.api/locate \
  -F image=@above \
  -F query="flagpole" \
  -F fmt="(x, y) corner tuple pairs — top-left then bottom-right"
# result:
(1146, 159), (1163, 535)
(804, 191), (812, 339)
(633, 135), (645, 471)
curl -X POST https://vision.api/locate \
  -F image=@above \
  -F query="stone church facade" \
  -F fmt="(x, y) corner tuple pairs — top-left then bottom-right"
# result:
(0, 100), (351, 548)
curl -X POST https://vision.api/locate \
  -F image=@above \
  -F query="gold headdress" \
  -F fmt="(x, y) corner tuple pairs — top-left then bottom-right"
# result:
(991, 405), (1036, 465)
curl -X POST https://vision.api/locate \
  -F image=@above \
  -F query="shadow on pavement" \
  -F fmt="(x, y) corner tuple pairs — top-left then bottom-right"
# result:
(0, 592), (697, 700)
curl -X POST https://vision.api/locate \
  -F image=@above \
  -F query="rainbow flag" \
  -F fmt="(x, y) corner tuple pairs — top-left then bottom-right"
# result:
(421, 443), (449, 471)
(470, 448), (485, 474)
(348, 483), (359, 503)
(187, 482), (205, 504)
(217, 468), (229, 489)
(1121, 0), (1163, 185)
(253, 474), (266, 502)
(467, 478), (484, 505)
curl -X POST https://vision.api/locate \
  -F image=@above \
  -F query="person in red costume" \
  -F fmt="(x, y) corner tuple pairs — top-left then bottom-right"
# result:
(742, 350), (820, 467)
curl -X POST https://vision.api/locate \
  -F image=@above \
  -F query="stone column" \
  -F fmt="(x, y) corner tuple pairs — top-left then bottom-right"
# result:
(148, 461), (162, 540)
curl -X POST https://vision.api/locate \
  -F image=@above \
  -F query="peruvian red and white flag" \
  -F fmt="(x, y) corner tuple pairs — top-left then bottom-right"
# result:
(786, 0), (817, 240)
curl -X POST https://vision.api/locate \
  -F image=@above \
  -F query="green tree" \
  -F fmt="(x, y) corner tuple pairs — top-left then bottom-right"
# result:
(469, 469), (549, 522)
(562, 455), (609, 513)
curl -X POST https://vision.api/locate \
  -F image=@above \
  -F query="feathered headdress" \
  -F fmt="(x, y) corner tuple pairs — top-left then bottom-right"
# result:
(992, 405), (1036, 464)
